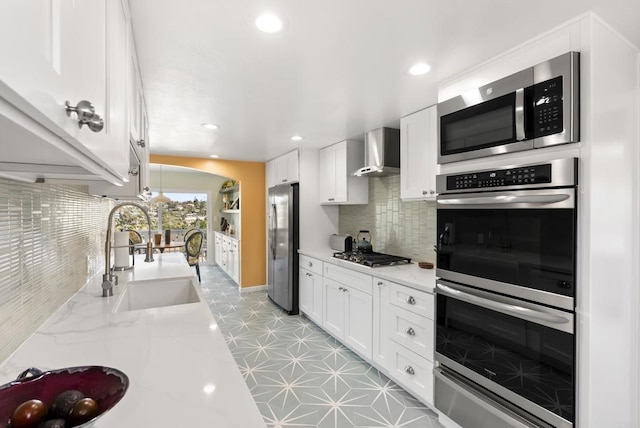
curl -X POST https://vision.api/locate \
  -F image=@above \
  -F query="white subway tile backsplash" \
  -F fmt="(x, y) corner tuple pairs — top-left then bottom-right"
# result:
(339, 175), (436, 263)
(0, 179), (110, 362)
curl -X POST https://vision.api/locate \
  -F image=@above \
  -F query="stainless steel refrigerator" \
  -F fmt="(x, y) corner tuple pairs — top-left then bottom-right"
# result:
(267, 183), (299, 314)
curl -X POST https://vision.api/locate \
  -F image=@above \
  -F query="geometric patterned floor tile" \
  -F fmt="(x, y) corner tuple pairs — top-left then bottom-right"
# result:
(199, 264), (444, 428)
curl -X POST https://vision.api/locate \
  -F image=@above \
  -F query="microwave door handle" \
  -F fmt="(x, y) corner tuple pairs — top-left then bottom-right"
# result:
(437, 193), (570, 206)
(436, 283), (571, 325)
(515, 87), (525, 141)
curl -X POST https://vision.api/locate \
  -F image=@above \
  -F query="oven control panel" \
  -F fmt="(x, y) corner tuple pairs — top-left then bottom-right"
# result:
(447, 163), (552, 190)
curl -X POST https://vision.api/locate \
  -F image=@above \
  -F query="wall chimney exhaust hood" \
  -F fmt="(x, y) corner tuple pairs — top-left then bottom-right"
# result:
(353, 127), (401, 176)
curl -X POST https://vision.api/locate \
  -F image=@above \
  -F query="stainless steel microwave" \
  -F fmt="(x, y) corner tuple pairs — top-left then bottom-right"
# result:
(438, 52), (579, 164)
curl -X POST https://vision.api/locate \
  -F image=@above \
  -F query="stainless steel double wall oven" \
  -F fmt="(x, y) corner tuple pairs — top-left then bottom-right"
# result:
(434, 158), (577, 428)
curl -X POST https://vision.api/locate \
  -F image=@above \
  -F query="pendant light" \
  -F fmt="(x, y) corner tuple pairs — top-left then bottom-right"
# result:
(150, 165), (171, 204)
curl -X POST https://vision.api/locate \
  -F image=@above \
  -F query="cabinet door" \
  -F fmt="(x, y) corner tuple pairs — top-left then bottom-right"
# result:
(266, 159), (276, 189)
(0, 1), (76, 133)
(400, 106), (438, 200)
(300, 269), (323, 325)
(284, 150), (299, 183)
(322, 278), (345, 339)
(344, 286), (373, 360)
(333, 141), (348, 202)
(319, 145), (336, 203)
(230, 240), (239, 282)
(373, 278), (392, 369)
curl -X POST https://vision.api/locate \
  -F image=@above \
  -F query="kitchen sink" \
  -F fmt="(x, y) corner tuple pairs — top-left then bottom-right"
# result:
(114, 277), (202, 312)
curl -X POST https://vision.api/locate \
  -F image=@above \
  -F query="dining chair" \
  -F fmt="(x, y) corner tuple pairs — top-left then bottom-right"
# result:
(183, 228), (198, 243)
(184, 230), (204, 282)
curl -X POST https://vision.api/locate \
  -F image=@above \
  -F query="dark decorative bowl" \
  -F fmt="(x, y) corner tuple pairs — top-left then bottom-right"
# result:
(0, 366), (128, 428)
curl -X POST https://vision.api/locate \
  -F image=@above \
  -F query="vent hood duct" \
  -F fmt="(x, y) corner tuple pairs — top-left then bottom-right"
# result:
(353, 127), (401, 176)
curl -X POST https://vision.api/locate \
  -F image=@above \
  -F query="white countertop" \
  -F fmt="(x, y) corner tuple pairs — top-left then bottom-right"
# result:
(299, 248), (437, 293)
(0, 253), (265, 428)
(214, 230), (239, 241)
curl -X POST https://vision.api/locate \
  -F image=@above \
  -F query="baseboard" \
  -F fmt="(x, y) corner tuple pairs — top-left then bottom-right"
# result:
(240, 285), (267, 293)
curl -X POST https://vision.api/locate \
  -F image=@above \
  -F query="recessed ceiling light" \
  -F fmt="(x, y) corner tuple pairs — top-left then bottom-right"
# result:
(409, 63), (431, 76)
(291, 135), (303, 141)
(201, 123), (220, 130)
(255, 13), (283, 33)
(209, 154), (219, 158)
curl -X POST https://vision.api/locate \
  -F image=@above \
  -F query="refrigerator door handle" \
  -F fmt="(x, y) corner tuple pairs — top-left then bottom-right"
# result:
(270, 203), (277, 260)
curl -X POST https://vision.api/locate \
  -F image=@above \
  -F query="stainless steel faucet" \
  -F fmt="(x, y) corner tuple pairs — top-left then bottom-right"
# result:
(102, 203), (154, 297)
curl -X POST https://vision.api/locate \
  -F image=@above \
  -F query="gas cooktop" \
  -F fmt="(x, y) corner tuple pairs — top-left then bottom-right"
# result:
(332, 251), (412, 267)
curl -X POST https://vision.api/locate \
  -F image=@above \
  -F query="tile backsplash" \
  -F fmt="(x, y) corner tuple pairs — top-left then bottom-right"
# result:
(0, 179), (110, 362)
(339, 175), (436, 263)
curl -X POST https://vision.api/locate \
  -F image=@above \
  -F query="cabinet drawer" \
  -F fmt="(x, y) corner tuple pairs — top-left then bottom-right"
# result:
(388, 341), (434, 405)
(324, 263), (372, 295)
(389, 282), (434, 319)
(389, 305), (433, 360)
(299, 254), (323, 275)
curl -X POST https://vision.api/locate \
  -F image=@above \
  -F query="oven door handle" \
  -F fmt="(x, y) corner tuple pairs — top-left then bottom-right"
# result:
(436, 283), (571, 325)
(437, 193), (570, 206)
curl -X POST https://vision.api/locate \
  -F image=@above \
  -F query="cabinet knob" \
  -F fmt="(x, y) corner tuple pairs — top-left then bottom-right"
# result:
(338, 287), (344, 291)
(377, 281), (383, 286)
(430, 190), (435, 195)
(137, 139), (146, 148)
(306, 272), (312, 277)
(342, 287), (348, 292)
(406, 296), (416, 305)
(129, 167), (139, 177)
(282, 179), (287, 183)
(308, 262), (313, 267)
(328, 198), (335, 202)
(422, 190), (428, 195)
(65, 100), (104, 132)
(404, 366), (415, 375)
(405, 327), (415, 336)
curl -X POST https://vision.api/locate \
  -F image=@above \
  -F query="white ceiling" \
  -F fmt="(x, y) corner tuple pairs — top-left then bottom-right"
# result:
(129, 0), (640, 162)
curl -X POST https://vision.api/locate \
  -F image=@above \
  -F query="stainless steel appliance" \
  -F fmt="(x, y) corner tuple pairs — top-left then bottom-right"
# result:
(329, 234), (353, 252)
(353, 127), (401, 176)
(267, 183), (299, 314)
(332, 251), (411, 267)
(438, 52), (579, 164)
(434, 158), (577, 428)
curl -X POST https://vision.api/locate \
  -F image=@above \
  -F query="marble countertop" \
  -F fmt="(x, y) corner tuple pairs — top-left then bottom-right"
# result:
(0, 253), (265, 428)
(214, 230), (239, 241)
(299, 248), (437, 293)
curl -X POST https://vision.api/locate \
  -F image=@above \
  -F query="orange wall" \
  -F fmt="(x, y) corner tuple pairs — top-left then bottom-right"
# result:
(151, 155), (265, 288)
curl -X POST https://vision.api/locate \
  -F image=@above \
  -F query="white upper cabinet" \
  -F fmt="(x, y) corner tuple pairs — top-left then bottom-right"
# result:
(319, 140), (368, 205)
(266, 150), (299, 188)
(400, 105), (438, 200)
(0, 0), (132, 184)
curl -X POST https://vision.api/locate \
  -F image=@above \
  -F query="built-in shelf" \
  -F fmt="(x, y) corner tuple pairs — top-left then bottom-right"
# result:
(221, 209), (240, 214)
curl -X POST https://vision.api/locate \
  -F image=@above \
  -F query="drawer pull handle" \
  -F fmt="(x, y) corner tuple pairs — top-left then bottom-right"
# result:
(343, 287), (348, 293)
(406, 296), (416, 305)
(377, 281), (383, 286)
(306, 272), (312, 277)
(405, 327), (415, 336)
(404, 366), (415, 375)
(338, 287), (344, 291)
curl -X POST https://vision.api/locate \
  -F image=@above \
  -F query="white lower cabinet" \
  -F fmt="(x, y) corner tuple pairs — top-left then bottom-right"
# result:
(374, 276), (435, 406)
(302, 257), (434, 407)
(215, 232), (240, 285)
(388, 341), (434, 404)
(322, 263), (373, 360)
(299, 255), (324, 325)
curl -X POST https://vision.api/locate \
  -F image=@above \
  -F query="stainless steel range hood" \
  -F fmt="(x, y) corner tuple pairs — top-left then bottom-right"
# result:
(353, 127), (400, 176)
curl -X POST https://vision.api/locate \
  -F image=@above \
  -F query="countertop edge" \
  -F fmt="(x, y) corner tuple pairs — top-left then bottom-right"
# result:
(298, 248), (436, 293)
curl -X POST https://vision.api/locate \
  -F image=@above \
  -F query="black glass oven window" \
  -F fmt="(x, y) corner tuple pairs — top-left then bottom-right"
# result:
(436, 294), (574, 422)
(437, 208), (575, 297)
(441, 92), (516, 156)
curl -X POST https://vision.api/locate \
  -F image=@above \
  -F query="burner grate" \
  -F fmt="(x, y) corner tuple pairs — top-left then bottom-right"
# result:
(332, 251), (411, 267)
